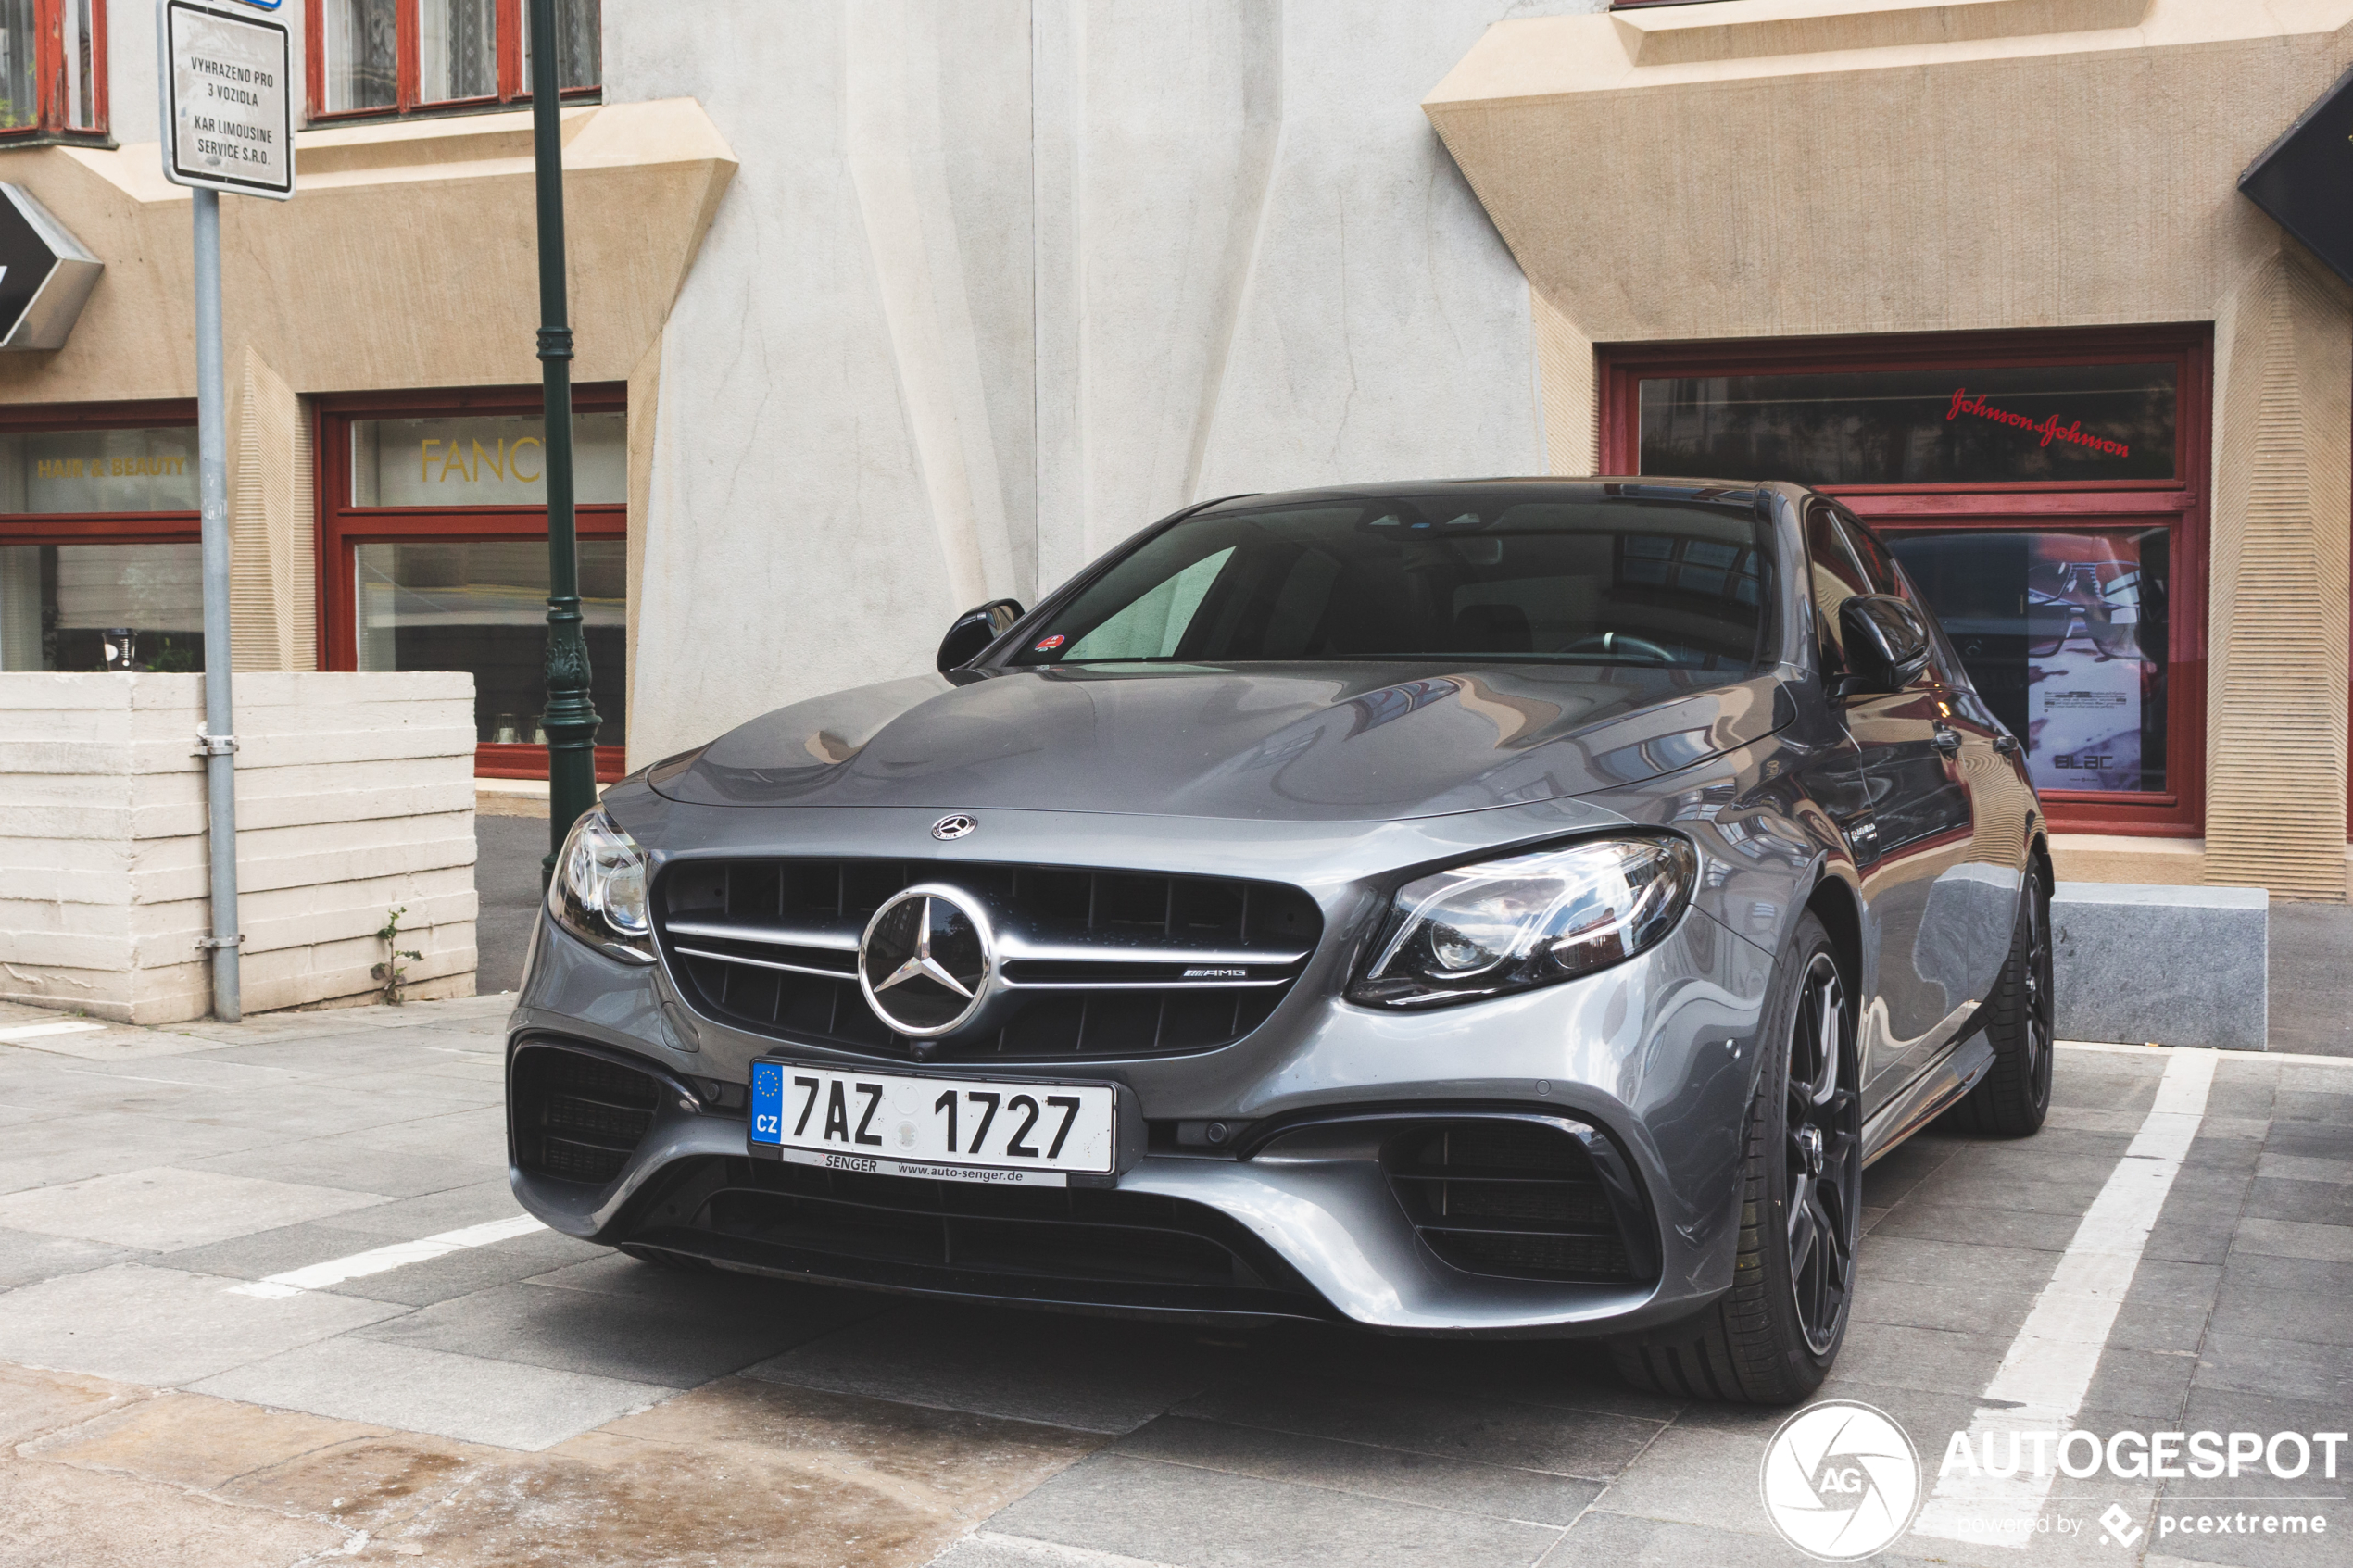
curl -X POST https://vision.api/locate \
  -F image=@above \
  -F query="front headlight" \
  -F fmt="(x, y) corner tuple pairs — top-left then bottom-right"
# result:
(547, 809), (654, 964)
(1348, 835), (1696, 1009)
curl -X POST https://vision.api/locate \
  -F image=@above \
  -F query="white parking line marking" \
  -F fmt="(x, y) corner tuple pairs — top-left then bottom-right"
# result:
(63, 1069), (224, 1088)
(961, 1533), (1191, 1568)
(2058, 1040), (2353, 1069)
(1911, 1045), (2218, 1546)
(229, 1213), (547, 1298)
(0, 1021), (107, 1043)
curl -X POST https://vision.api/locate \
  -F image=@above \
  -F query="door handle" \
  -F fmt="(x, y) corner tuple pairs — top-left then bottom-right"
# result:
(1931, 728), (1961, 758)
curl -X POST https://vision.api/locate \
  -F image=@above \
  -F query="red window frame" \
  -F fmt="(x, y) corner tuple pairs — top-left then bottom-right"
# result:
(303, 0), (598, 122)
(0, 0), (108, 140)
(1601, 325), (2213, 839)
(317, 385), (628, 782)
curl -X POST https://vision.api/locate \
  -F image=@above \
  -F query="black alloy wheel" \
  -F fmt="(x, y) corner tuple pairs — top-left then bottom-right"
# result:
(1784, 951), (1860, 1358)
(2020, 886), (2055, 1101)
(1944, 872), (2055, 1135)
(1608, 910), (1861, 1403)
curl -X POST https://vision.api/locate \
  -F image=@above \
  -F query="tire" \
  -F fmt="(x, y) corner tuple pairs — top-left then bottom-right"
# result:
(1609, 910), (1861, 1405)
(1940, 871), (2054, 1136)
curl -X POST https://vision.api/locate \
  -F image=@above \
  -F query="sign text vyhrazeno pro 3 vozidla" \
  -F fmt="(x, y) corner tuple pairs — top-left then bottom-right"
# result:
(159, 0), (295, 201)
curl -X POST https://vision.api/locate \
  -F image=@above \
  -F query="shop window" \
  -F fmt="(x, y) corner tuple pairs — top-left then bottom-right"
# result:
(1603, 328), (2209, 837)
(0, 0), (107, 137)
(0, 412), (201, 671)
(1641, 362), (2178, 488)
(348, 410), (624, 506)
(355, 538), (624, 751)
(1889, 526), (2171, 798)
(310, 0), (598, 119)
(321, 392), (627, 781)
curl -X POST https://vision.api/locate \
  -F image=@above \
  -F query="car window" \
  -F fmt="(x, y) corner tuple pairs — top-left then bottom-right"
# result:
(1009, 494), (1777, 672)
(1063, 547), (1234, 660)
(1804, 501), (1871, 671)
(1835, 511), (1904, 597)
(1835, 508), (1971, 689)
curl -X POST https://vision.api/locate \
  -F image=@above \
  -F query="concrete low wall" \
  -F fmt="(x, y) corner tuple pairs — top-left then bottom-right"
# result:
(2052, 882), (2268, 1051)
(1, 671), (478, 1023)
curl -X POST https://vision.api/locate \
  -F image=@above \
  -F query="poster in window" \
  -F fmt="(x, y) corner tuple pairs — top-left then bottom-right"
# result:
(2025, 534), (2146, 793)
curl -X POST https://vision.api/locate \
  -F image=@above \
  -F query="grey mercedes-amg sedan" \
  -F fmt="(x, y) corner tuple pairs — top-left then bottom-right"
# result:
(510, 479), (2052, 1404)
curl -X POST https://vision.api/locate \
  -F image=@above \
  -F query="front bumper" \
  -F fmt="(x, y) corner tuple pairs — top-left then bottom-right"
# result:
(506, 809), (1780, 1336)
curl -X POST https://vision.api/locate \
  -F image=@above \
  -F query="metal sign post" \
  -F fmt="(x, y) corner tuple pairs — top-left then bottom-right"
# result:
(157, 0), (294, 1022)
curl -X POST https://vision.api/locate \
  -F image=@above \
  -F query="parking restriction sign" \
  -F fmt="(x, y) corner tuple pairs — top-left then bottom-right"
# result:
(158, 0), (295, 201)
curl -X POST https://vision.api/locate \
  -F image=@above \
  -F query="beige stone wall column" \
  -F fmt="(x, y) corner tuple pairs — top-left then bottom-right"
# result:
(1529, 287), (1599, 476)
(623, 330), (661, 764)
(226, 348), (317, 673)
(2204, 249), (2353, 900)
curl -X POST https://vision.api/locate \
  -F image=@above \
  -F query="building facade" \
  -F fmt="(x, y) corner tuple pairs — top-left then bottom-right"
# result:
(0, 0), (2345, 899)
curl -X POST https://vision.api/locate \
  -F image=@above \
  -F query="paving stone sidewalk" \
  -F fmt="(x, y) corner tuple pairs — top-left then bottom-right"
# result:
(0, 993), (2346, 1567)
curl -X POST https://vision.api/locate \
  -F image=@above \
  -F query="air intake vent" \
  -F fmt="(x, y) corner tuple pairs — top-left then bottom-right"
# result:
(1384, 1119), (1648, 1284)
(620, 1155), (1331, 1319)
(512, 1046), (661, 1186)
(654, 859), (1322, 1063)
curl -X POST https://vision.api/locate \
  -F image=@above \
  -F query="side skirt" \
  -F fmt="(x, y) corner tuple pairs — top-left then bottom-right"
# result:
(1859, 1033), (1994, 1167)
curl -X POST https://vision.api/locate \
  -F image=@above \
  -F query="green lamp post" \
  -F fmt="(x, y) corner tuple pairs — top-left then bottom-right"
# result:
(527, 0), (599, 884)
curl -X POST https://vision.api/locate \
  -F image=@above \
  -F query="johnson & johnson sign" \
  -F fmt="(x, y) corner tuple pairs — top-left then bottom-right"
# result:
(1947, 388), (2130, 458)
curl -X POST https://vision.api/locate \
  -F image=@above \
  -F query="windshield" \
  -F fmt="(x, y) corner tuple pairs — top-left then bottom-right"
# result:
(1008, 492), (1775, 671)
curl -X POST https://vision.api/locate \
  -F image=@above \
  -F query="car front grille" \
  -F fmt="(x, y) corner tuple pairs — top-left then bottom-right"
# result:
(618, 1155), (1332, 1319)
(655, 859), (1322, 1062)
(1384, 1119), (1647, 1284)
(511, 1045), (662, 1186)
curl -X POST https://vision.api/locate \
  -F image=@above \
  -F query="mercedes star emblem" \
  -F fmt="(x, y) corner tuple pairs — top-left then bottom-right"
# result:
(858, 884), (993, 1037)
(931, 813), (977, 841)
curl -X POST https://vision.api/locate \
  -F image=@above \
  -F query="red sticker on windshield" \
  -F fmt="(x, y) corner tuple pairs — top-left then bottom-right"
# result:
(1033, 634), (1065, 652)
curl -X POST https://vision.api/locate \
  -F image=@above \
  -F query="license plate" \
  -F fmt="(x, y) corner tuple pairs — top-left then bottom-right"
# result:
(749, 1061), (1116, 1186)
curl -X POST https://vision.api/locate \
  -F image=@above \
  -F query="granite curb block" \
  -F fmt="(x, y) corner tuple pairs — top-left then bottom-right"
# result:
(2052, 882), (2267, 1051)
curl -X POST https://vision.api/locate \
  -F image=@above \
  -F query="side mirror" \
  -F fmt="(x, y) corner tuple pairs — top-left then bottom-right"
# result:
(937, 598), (1025, 673)
(1838, 595), (1931, 694)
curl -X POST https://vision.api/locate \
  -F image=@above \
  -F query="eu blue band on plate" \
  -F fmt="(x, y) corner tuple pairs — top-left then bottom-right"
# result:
(751, 1061), (785, 1144)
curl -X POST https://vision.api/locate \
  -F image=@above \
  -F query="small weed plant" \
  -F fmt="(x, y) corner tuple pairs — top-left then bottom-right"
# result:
(372, 907), (425, 1005)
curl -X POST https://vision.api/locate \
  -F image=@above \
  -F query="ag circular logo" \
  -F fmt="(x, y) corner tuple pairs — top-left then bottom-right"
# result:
(1758, 1400), (1921, 1561)
(859, 884), (994, 1037)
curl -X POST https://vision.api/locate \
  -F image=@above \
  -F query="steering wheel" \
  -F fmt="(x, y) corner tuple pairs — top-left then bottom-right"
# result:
(1563, 631), (1677, 665)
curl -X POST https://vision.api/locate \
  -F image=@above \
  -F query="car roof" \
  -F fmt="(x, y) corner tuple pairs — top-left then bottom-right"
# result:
(1192, 477), (1797, 511)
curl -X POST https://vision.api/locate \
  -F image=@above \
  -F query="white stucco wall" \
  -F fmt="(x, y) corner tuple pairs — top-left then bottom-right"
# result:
(607, 0), (1605, 762)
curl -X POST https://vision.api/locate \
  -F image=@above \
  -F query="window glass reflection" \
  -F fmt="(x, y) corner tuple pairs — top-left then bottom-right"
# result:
(349, 413), (625, 508)
(356, 539), (625, 746)
(321, 0), (398, 112)
(65, 0), (95, 129)
(420, 0), (498, 103)
(0, 429), (199, 513)
(1641, 363), (2177, 487)
(1888, 528), (2169, 795)
(0, 543), (207, 671)
(522, 0), (601, 92)
(0, 0), (38, 129)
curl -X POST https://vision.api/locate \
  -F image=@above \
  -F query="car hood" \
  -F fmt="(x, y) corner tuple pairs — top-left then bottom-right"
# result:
(648, 663), (1789, 822)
